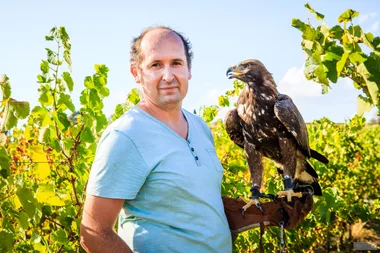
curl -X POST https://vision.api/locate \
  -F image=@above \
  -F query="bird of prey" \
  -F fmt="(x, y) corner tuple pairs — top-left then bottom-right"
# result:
(225, 59), (328, 214)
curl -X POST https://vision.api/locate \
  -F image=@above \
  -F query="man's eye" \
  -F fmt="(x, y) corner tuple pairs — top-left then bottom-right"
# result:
(151, 63), (161, 67)
(173, 61), (182, 66)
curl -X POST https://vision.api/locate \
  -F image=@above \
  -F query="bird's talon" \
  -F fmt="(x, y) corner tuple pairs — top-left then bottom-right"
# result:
(256, 202), (264, 214)
(277, 189), (303, 202)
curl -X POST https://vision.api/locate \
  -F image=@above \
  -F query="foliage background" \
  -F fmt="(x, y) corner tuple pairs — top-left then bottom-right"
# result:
(0, 5), (379, 253)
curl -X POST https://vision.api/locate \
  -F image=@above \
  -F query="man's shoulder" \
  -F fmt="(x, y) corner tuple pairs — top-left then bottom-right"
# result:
(105, 106), (146, 137)
(182, 108), (212, 135)
(182, 108), (205, 125)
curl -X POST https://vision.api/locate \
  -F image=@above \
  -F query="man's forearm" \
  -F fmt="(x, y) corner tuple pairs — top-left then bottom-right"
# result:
(80, 225), (133, 253)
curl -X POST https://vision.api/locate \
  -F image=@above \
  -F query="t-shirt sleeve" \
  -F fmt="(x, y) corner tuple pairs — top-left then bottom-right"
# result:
(86, 129), (150, 200)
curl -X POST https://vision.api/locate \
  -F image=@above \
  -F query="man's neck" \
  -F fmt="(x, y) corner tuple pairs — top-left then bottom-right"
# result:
(137, 100), (184, 125)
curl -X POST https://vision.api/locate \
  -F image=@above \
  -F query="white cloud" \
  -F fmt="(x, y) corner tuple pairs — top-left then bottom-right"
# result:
(277, 66), (322, 97)
(358, 12), (377, 24)
(369, 21), (380, 32)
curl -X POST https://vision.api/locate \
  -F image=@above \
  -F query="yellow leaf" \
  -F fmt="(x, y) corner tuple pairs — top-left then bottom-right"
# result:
(71, 221), (78, 232)
(24, 126), (31, 140)
(36, 184), (65, 206)
(30, 144), (50, 179)
(33, 242), (46, 252)
(12, 195), (22, 209)
(46, 196), (65, 206)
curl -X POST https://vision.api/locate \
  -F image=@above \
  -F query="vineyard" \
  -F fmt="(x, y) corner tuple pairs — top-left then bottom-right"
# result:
(1, 5), (380, 253)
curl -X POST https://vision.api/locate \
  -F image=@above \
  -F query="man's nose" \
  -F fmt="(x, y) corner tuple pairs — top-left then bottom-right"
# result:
(162, 66), (174, 83)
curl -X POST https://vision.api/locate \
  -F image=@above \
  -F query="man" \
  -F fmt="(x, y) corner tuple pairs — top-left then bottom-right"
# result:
(80, 26), (232, 252)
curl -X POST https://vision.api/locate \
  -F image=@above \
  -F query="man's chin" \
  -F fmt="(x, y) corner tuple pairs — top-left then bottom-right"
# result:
(159, 96), (183, 108)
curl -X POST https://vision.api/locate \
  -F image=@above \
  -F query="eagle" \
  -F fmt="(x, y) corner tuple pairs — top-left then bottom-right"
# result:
(225, 59), (328, 214)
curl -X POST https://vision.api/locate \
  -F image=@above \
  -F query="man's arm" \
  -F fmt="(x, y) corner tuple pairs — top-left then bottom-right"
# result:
(80, 194), (133, 253)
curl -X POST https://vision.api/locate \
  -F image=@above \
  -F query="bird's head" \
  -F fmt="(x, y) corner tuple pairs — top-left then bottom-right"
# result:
(226, 59), (275, 89)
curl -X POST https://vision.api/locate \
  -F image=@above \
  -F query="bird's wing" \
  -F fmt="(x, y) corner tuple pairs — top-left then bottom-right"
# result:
(274, 94), (311, 157)
(224, 109), (244, 149)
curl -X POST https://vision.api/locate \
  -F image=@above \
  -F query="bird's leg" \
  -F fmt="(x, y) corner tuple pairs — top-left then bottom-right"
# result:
(240, 145), (274, 215)
(276, 137), (302, 202)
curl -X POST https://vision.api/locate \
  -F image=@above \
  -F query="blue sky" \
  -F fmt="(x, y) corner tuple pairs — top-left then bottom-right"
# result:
(1, 0), (379, 123)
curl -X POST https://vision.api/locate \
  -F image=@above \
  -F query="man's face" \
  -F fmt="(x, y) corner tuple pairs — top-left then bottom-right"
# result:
(131, 30), (192, 110)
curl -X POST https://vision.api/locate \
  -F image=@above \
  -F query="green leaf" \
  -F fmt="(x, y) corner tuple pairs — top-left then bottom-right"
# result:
(338, 9), (359, 23)
(40, 60), (49, 74)
(365, 32), (374, 43)
(302, 25), (317, 41)
(12, 99), (30, 119)
(58, 27), (71, 49)
(201, 105), (219, 123)
(38, 126), (51, 144)
(38, 85), (54, 106)
(95, 113), (108, 132)
(357, 95), (373, 114)
(45, 35), (54, 41)
(19, 212), (29, 230)
(315, 65), (329, 85)
(1, 98), (30, 131)
(304, 57), (319, 80)
(0, 147), (10, 179)
(330, 25), (344, 40)
(336, 52), (349, 77)
(80, 89), (89, 106)
(54, 111), (71, 131)
(113, 104), (126, 121)
(348, 25), (362, 40)
(58, 93), (75, 112)
(364, 52), (380, 85)
(349, 52), (366, 65)
(31, 106), (51, 127)
(304, 3), (324, 20)
(52, 229), (68, 244)
(62, 72), (74, 92)
(322, 52), (341, 62)
(37, 74), (47, 83)
(291, 18), (306, 32)
(127, 88), (140, 105)
(45, 48), (58, 65)
(218, 95), (230, 107)
(16, 187), (37, 218)
(0, 230), (14, 252)
(89, 89), (102, 109)
(94, 64), (109, 75)
(84, 76), (94, 88)
(64, 50), (72, 71)
(81, 127), (96, 143)
(358, 62), (379, 105)
(93, 75), (106, 89)
(323, 60), (338, 83)
(0, 74), (11, 100)
(99, 87), (110, 97)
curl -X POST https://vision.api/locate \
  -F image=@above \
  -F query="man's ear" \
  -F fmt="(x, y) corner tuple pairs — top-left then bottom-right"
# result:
(130, 65), (140, 83)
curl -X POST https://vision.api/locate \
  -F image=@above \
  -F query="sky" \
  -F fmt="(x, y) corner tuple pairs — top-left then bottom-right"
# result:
(1, 0), (379, 123)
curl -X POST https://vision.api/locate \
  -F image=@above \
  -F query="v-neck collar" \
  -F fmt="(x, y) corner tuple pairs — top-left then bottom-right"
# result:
(134, 106), (191, 143)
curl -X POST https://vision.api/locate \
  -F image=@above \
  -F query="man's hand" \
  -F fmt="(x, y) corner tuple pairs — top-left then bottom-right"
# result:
(80, 194), (133, 253)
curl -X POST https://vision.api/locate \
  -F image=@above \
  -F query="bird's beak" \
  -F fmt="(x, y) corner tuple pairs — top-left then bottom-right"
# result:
(226, 65), (244, 79)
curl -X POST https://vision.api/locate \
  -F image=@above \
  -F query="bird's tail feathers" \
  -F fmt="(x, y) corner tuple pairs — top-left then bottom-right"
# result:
(305, 161), (318, 179)
(310, 149), (329, 164)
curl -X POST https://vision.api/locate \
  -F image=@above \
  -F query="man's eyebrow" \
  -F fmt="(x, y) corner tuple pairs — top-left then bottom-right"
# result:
(148, 58), (184, 64)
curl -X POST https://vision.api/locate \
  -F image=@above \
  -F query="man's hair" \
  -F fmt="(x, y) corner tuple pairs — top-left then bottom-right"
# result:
(130, 26), (194, 69)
